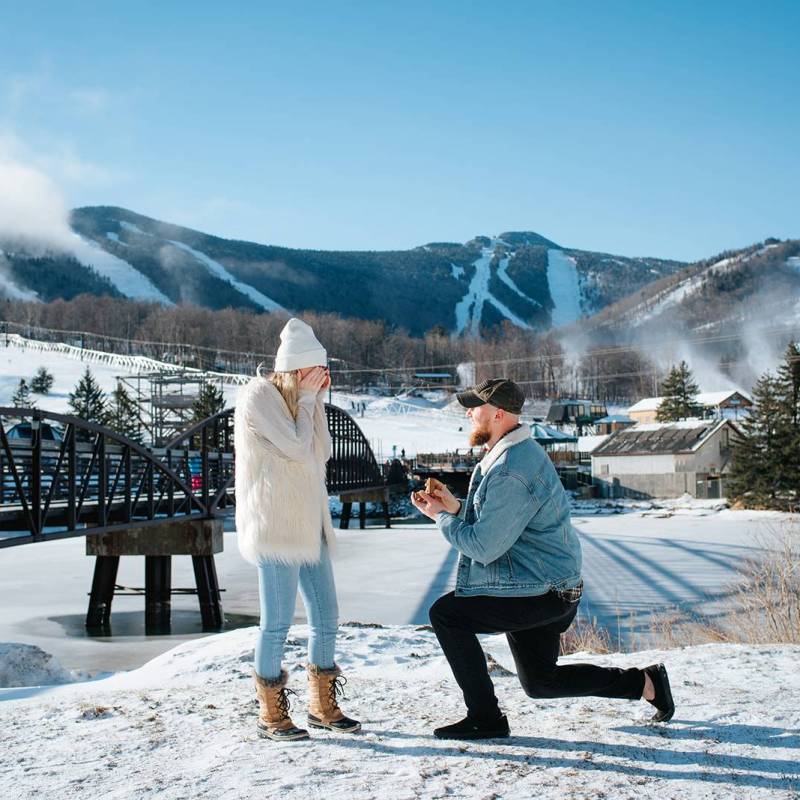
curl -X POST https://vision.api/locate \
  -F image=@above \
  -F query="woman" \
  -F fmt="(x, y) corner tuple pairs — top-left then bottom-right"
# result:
(234, 317), (360, 741)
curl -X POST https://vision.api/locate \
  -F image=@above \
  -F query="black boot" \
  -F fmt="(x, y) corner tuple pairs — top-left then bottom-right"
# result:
(434, 713), (510, 740)
(643, 663), (675, 722)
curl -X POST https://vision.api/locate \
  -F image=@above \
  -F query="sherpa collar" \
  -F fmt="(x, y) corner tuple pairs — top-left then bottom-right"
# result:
(478, 423), (531, 477)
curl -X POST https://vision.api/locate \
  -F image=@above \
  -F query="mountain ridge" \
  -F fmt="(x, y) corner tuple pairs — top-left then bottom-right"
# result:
(1, 205), (694, 336)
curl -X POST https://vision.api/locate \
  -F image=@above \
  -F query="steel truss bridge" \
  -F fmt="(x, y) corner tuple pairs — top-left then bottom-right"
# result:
(0, 405), (394, 632)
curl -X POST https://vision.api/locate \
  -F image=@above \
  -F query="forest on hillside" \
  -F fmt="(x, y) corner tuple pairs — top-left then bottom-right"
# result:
(2, 294), (666, 403)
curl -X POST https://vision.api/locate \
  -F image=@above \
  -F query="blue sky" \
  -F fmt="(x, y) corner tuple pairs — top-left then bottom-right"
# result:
(1, 1), (798, 260)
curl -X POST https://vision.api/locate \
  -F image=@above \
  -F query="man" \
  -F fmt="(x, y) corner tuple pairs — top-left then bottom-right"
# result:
(411, 378), (674, 740)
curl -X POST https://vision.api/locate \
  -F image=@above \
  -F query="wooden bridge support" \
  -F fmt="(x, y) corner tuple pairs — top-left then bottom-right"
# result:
(86, 518), (224, 634)
(86, 555), (120, 629)
(144, 555), (172, 633)
(338, 488), (391, 530)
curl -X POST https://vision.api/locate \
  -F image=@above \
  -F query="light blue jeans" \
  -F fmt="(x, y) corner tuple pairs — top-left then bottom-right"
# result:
(255, 542), (338, 680)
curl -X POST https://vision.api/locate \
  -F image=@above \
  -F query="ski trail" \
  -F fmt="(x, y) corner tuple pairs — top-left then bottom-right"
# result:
(454, 244), (537, 334)
(454, 245), (495, 336)
(546, 248), (582, 327)
(70, 235), (173, 305)
(166, 240), (286, 312)
(496, 255), (541, 307)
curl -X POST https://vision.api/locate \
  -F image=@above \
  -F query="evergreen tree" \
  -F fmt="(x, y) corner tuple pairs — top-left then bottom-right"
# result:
(11, 379), (34, 408)
(728, 373), (784, 507)
(108, 384), (143, 443)
(774, 341), (800, 507)
(192, 381), (225, 422)
(656, 361), (701, 421)
(69, 367), (108, 426)
(30, 366), (54, 395)
(192, 381), (226, 447)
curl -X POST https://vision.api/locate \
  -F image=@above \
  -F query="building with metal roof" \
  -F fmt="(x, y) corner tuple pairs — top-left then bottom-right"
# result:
(627, 390), (752, 424)
(591, 418), (742, 499)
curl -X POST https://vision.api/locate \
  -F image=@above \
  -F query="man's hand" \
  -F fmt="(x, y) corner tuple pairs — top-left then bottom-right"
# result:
(411, 491), (446, 521)
(426, 479), (461, 515)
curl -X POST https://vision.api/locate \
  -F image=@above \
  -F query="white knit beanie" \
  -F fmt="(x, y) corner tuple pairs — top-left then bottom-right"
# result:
(273, 318), (327, 372)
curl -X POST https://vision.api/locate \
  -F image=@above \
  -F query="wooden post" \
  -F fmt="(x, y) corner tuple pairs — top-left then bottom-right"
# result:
(86, 555), (120, 631)
(145, 555), (172, 633)
(192, 555), (224, 630)
(340, 502), (352, 529)
(359, 501), (367, 529)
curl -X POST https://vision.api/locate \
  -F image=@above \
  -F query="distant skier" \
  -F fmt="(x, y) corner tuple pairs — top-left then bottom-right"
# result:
(412, 378), (674, 740)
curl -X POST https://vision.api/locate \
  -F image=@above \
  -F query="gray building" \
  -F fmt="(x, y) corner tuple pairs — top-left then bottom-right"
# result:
(591, 419), (741, 499)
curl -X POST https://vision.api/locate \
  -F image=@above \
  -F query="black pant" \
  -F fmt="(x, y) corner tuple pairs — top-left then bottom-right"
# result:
(429, 590), (645, 720)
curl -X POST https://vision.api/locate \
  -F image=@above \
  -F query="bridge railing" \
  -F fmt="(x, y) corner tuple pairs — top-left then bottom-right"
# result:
(0, 409), (206, 546)
(161, 404), (388, 506)
(324, 404), (385, 493)
(1, 401), (392, 546)
(161, 409), (236, 515)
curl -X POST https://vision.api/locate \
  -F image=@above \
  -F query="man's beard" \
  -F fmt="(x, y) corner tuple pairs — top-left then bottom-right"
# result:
(469, 424), (492, 447)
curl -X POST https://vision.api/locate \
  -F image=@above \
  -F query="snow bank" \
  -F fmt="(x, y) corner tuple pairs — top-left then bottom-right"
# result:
(2, 625), (799, 799)
(0, 643), (74, 688)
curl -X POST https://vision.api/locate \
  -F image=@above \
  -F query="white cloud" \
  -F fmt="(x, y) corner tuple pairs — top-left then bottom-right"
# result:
(0, 154), (75, 253)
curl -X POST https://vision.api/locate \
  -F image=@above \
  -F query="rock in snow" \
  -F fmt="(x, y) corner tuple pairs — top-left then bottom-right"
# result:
(2, 625), (799, 799)
(0, 642), (74, 688)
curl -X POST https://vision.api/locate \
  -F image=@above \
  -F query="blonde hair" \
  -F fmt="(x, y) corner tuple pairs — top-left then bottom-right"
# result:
(267, 370), (300, 419)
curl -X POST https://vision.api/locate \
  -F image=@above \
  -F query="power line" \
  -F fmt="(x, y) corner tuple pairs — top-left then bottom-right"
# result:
(329, 324), (800, 375)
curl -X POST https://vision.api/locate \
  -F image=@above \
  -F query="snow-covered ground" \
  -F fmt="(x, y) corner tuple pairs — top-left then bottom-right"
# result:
(0, 341), (148, 413)
(546, 249), (583, 327)
(0, 338), (243, 414)
(2, 626), (799, 799)
(333, 392), (470, 459)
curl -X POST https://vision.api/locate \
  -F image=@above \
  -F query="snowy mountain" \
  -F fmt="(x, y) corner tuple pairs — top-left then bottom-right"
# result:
(0, 206), (685, 336)
(584, 238), (800, 336)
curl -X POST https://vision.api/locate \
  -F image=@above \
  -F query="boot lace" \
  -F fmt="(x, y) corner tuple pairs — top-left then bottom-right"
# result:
(328, 675), (348, 710)
(277, 687), (298, 721)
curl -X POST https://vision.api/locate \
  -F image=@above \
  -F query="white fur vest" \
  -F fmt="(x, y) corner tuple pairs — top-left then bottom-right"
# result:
(234, 377), (335, 565)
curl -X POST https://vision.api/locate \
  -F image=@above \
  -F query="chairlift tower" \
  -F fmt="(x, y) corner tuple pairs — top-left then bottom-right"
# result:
(115, 370), (224, 446)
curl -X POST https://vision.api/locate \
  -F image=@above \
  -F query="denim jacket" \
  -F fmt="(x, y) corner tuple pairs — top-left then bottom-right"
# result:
(436, 424), (582, 597)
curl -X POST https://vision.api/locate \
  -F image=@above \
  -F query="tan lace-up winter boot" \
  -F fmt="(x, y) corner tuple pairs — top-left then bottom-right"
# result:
(307, 664), (361, 733)
(254, 670), (309, 741)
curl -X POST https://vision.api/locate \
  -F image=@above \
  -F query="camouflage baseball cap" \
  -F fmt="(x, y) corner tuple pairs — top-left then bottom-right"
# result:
(456, 378), (525, 415)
